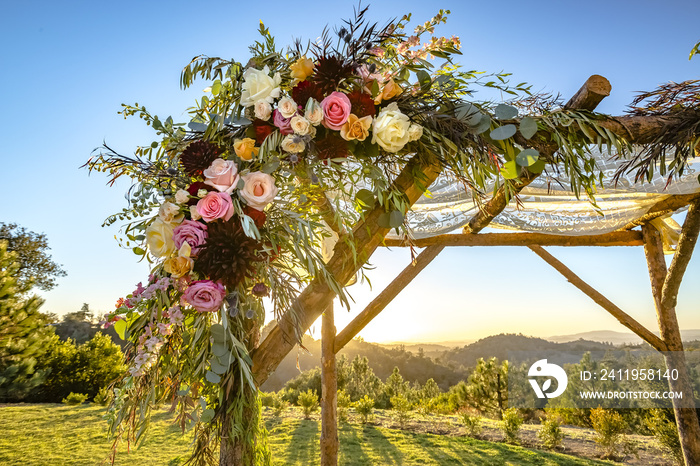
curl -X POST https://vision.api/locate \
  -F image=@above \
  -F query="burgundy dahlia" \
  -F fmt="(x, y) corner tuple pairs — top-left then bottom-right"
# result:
(179, 140), (222, 176)
(315, 133), (348, 160)
(347, 90), (376, 118)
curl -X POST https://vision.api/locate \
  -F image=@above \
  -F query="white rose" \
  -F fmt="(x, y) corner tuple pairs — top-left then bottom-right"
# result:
(203, 158), (239, 194)
(371, 103), (411, 153)
(304, 98), (323, 125)
(190, 205), (202, 221)
(281, 135), (306, 153)
(408, 123), (423, 142)
(254, 101), (272, 121)
(239, 172), (279, 210)
(174, 189), (190, 204)
(158, 201), (183, 225)
(240, 66), (282, 107)
(290, 115), (311, 136)
(277, 96), (298, 119)
(146, 219), (175, 258)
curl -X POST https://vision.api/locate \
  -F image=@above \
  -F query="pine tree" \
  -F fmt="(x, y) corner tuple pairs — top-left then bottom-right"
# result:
(0, 241), (54, 401)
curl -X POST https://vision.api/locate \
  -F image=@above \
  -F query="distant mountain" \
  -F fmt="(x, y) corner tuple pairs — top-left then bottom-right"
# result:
(547, 329), (700, 346)
(439, 333), (615, 369)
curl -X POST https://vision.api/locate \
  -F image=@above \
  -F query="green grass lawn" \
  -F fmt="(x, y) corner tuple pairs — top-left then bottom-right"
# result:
(0, 404), (618, 465)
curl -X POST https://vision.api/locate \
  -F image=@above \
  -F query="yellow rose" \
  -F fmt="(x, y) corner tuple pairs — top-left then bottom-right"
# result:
(234, 138), (258, 161)
(290, 57), (314, 81)
(164, 243), (193, 278)
(340, 114), (373, 141)
(374, 79), (402, 104)
(145, 219), (175, 258)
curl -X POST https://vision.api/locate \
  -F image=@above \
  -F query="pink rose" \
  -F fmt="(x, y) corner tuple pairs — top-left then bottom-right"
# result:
(196, 192), (234, 222)
(273, 109), (293, 135)
(203, 158), (239, 194)
(321, 91), (351, 130)
(172, 220), (208, 254)
(182, 280), (225, 313)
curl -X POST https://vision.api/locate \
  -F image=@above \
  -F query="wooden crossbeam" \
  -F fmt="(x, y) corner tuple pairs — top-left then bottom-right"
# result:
(528, 245), (667, 351)
(252, 154), (443, 384)
(623, 193), (700, 230)
(320, 303), (337, 466)
(334, 245), (445, 353)
(384, 231), (643, 248)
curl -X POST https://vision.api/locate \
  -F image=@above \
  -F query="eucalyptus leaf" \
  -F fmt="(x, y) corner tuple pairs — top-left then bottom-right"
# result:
(209, 359), (227, 375)
(261, 158), (280, 174)
(475, 114), (492, 134)
(416, 70), (431, 91)
(211, 80), (222, 96)
(389, 210), (404, 228)
(210, 324), (225, 342)
(455, 103), (482, 126)
(528, 159), (547, 174)
(212, 342), (229, 357)
(230, 116), (252, 126)
(205, 371), (221, 384)
(515, 148), (540, 167)
(501, 160), (519, 179)
(519, 117), (538, 139)
(355, 189), (375, 208)
(377, 212), (392, 229)
(494, 104), (518, 120)
(490, 124), (517, 141)
(200, 409), (215, 423)
(188, 121), (208, 132)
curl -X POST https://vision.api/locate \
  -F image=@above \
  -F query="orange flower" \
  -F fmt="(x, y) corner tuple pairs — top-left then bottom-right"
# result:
(340, 114), (373, 141)
(234, 138), (259, 161)
(290, 57), (315, 81)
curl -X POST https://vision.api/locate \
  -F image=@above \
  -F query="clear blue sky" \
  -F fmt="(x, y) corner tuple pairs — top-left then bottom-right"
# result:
(1, 0), (698, 343)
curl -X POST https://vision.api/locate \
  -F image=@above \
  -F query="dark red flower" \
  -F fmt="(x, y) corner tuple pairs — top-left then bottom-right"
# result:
(292, 80), (324, 106)
(252, 283), (269, 298)
(253, 119), (274, 145)
(347, 90), (376, 118)
(179, 140), (222, 176)
(243, 205), (267, 228)
(315, 133), (348, 160)
(186, 182), (216, 206)
(313, 55), (353, 94)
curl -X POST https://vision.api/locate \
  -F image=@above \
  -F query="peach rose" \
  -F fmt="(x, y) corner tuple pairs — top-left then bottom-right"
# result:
(340, 114), (372, 141)
(203, 158), (239, 194)
(277, 96), (298, 119)
(290, 115), (311, 136)
(254, 101), (272, 121)
(239, 172), (278, 211)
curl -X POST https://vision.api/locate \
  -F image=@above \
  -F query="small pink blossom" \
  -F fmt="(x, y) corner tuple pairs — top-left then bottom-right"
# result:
(320, 91), (352, 130)
(196, 192), (234, 222)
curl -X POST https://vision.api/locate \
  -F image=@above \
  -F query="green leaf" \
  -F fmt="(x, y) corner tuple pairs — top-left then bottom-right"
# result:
(475, 114), (491, 134)
(455, 103), (482, 126)
(519, 117), (538, 139)
(205, 371), (221, 384)
(370, 80), (380, 99)
(209, 359), (227, 375)
(490, 124), (517, 141)
(389, 210), (404, 228)
(113, 319), (127, 340)
(211, 80), (222, 96)
(355, 189), (375, 209)
(210, 324), (225, 342)
(132, 247), (145, 255)
(528, 159), (546, 174)
(416, 70), (431, 91)
(501, 160), (519, 179)
(261, 157), (280, 174)
(515, 148), (540, 167)
(200, 409), (215, 423)
(212, 342), (229, 357)
(377, 213), (392, 229)
(494, 104), (518, 120)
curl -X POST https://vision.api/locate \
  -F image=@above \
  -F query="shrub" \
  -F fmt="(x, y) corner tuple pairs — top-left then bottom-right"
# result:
(337, 389), (351, 424)
(354, 395), (375, 424)
(590, 407), (636, 459)
(500, 408), (523, 444)
(460, 411), (482, 437)
(259, 391), (275, 407)
(390, 394), (412, 427)
(297, 389), (319, 419)
(537, 417), (564, 450)
(93, 386), (112, 406)
(271, 392), (288, 417)
(62, 392), (88, 405)
(644, 409), (682, 465)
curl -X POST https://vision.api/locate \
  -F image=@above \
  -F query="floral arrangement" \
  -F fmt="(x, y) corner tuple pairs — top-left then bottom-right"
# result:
(86, 5), (632, 465)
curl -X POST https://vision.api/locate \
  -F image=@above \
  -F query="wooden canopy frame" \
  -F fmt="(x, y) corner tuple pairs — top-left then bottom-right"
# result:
(245, 76), (700, 466)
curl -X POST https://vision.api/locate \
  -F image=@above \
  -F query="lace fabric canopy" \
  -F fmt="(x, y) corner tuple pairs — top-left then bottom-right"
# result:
(400, 149), (700, 239)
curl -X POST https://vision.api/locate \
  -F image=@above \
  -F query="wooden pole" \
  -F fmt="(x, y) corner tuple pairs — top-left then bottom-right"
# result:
(384, 231), (643, 248)
(334, 245), (444, 353)
(642, 220), (700, 466)
(528, 245), (666, 351)
(320, 303), (338, 466)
